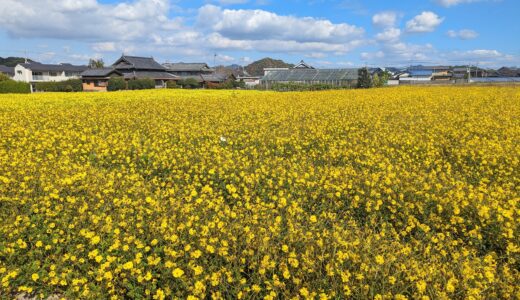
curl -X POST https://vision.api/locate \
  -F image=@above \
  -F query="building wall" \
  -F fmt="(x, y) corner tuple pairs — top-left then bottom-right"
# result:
(13, 65), (32, 82)
(13, 65), (81, 83)
(82, 80), (108, 92)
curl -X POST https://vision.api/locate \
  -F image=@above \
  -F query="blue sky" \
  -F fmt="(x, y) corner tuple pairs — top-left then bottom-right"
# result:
(0, 0), (518, 68)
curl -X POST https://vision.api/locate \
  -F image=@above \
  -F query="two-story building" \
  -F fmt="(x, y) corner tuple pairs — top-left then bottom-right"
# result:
(81, 55), (178, 91)
(13, 62), (87, 90)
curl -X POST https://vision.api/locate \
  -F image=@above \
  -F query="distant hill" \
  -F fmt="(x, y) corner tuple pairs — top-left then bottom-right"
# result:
(0, 57), (32, 67)
(215, 65), (245, 77)
(245, 58), (293, 76)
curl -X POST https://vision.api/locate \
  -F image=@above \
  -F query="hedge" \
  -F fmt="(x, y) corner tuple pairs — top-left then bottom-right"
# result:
(166, 81), (177, 89)
(127, 78), (155, 90)
(34, 79), (83, 92)
(177, 78), (200, 89)
(206, 80), (245, 90)
(0, 80), (31, 94)
(107, 78), (126, 91)
(259, 82), (353, 92)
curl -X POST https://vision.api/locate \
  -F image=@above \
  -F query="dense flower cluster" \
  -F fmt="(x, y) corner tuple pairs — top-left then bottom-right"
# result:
(0, 87), (519, 299)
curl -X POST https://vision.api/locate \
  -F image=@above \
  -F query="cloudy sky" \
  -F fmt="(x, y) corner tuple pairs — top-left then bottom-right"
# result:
(0, 0), (518, 67)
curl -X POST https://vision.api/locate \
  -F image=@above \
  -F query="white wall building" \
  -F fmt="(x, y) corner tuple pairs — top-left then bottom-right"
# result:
(14, 62), (87, 84)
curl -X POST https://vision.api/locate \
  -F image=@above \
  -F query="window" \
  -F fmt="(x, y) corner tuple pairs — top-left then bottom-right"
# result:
(32, 72), (44, 80)
(65, 72), (78, 77)
(94, 80), (107, 87)
(17, 70), (22, 75)
(49, 72), (58, 76)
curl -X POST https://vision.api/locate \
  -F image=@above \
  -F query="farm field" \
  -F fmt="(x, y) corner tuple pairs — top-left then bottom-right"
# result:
(0, 87), (519, 299)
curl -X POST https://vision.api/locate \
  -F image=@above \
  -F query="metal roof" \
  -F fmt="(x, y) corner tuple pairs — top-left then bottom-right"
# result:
(113, 56), (165, 70)
(261, 68), (358, 82)
(81, 68), (122, 77)
(470, 77), (520, 83)
(0, 65), (14, 76)
(123, 71), (178, 80)
(163, 63), (213, 72)
(201, 73), (229, 83)
(19, 62), (87, 72)
(409, 70), (433, 77)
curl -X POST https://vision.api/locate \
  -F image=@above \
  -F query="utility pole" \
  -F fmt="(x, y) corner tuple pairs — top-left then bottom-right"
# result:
(213, 53), (217, 67)
(467, 63), (471, 83)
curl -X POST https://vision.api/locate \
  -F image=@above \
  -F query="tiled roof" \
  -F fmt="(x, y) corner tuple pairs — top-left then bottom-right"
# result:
(113, 56), (166, 70)
(81, 68), (122, 77)
(163, 63), (213, 72)
(123, 71), (178, 80)
(201, 73), (229, 83)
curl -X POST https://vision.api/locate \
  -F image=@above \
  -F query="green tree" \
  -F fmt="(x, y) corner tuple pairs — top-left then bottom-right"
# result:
(107, 77), (126, 91)
(357, 67), (372, 89)
(178, 78), (200, 89)
(372, 74), (381, 87)
(379, 71), (390, 87)
(0, 73), (11, 82)
(88, 59), (105, 69)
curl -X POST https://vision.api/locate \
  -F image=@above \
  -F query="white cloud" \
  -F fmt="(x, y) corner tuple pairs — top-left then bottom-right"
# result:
(372, 12), (398, 28)
(203, 33), (365, 54)
(435, 0), (481, 7)
(197, 5), (364, 44)
(361, 51), (385, 60)
(216, 54), (235, 63)
(375, 28), (401, 42)
(215, 0), (249, 4)
(0, 0), (182, 41)
(406, 11), (444, 33)
(92, 42), (117, 52)
(447, 29), (478, 40)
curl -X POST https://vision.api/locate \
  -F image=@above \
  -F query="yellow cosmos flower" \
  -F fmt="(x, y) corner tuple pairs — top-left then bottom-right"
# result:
(123, 261), (134, 270)
(172, 268), (184, 278)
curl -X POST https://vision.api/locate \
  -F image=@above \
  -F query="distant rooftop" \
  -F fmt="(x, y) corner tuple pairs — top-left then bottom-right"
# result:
(163, 62), (213, 72)
(293, 60), (315, 69)
(262, 68), (358, 81)
(19, 62), (87, 72)
(0, 65), (14, 76)
(113, 55), (166, 71)
(81, 68), (122, 77)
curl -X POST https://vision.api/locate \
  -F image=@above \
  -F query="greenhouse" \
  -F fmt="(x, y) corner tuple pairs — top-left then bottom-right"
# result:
(261, 68), (359, 87)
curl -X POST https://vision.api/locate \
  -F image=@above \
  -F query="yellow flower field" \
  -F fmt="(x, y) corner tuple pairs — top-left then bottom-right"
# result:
(0, 87), (519, 299)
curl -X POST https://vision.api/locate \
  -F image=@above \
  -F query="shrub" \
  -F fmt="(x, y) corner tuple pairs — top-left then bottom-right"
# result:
(34, 79), (83, 92)
(127, 78), (155, 90)
(0, 73), (11, 82)
(166, 81), (177, 89)
(206, 80), (246, 90)
(107, 77), (127, 91)
(0, 80), (31, 94)
(178, 78), (200, 89)
(260, 82), (352, 92)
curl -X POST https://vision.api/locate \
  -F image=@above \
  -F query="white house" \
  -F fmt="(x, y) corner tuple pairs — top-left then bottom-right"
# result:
(14, 62), (87, 84)
(237, 75), (261, 87)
